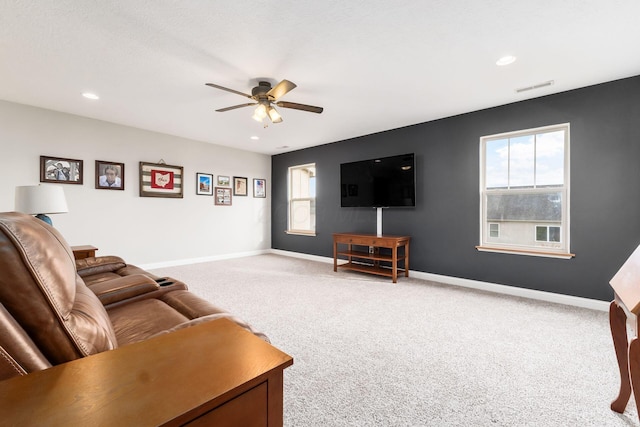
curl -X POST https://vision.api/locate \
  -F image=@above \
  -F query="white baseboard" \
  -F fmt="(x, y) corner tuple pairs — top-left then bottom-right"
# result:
(140, 249), (270, 271)
(269, 249), (610, 312)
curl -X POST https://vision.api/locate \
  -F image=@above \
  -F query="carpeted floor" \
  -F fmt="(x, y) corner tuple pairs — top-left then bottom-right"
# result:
(151, 254), (639, 426)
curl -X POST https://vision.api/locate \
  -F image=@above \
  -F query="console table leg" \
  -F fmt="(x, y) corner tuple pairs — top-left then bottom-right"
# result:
(610, 300), (632, 413)
(405, 242), (410, 277)
(392, 246), (398, 283)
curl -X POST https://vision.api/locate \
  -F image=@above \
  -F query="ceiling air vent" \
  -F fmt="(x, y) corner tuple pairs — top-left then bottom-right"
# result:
(515, 80), (554, 93)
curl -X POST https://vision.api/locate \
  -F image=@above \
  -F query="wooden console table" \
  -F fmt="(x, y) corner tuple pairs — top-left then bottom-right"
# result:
(333, 233), (410, 283)
(609, 244), (640, 422)
(0, 318), (293, 426)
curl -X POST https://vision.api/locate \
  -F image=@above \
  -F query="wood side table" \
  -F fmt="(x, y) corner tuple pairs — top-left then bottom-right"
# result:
(0, 318), (293, 426)
(70, 245), (98, 260)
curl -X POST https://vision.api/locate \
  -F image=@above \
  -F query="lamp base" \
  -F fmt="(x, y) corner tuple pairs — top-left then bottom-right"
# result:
(35, 214), (52, 225)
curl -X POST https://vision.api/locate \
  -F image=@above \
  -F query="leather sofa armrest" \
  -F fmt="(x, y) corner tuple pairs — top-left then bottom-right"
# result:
(88, 274), (160, 306)
(0, 303), (52, 380)
(76, 256), (127, 277)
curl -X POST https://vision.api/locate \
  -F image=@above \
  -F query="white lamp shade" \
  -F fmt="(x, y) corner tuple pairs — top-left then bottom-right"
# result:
(15, 185), (69, 215)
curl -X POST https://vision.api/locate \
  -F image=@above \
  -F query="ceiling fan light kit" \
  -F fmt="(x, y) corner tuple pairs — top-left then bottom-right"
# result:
(206, 79), (323, 124)
(267, 106), (283, 123)
(252, 103), (268, 122)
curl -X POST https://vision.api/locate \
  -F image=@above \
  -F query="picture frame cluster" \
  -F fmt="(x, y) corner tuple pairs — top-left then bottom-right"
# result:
(39, 155), (266, 204)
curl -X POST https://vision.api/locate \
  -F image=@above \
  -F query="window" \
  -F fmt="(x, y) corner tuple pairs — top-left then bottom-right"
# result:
(536, 225), (561, 243)
(287, 163), (316, 235)
(479, 123), (572, 258)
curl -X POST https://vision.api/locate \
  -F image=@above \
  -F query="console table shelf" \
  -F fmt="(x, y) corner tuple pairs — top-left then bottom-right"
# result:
(333, 233), (410, 283)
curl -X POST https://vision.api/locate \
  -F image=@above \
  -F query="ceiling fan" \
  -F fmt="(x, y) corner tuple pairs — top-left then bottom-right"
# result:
(205, 79), (323, 124)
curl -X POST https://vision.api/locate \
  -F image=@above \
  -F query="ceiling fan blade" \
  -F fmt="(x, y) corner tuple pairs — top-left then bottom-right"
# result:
(216, 103), (257, 112)
(276, 101), (323, 114)
(205, 83), (253, 99)
(267, 79), (297, 101)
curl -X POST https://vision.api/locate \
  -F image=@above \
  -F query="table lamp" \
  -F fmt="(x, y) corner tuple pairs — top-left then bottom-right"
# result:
(14, 185), (69, 225)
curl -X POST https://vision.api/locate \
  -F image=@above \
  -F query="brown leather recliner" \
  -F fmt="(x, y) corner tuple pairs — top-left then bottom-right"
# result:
(0, 212), (266, 381)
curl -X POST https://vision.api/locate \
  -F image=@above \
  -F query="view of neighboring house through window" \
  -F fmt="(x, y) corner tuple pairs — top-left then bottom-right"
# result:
(479, 123), (571, 257)
(288, 163), (316, 235)
(489, 223), (500, 238)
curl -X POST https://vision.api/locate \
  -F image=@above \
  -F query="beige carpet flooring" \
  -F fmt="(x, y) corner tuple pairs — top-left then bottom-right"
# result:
(151, 254), (639, 427)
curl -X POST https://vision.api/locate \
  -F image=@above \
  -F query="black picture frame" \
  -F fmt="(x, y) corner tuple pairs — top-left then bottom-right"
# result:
(196, 172), (213, 196)
(233, 176), (248, 196)
(40, 155), (83, 184)
(95, 160), (125, 190)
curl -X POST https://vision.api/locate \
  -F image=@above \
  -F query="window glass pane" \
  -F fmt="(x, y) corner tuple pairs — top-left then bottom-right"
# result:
(310, 176), (316, 198)
(536, 226), (548, 241)
(535, 130), (564, 187)
(485, 139), (509, 189)
(489, 223), (499, 237)
(549, 226), (561, 242)
(509, 135), (534, 188)
(291, 200), (312, 230)
(486, 192), (562, 222)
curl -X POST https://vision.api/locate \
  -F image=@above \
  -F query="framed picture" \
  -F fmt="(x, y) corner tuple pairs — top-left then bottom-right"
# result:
(253, 178), (266, 198)
(215, 187), (232, 205)
(196, 173), (213, 195)
(139, 161), (184, 198)
(233, 176), (248, 196)
(95, 160), (124, 190)
(217, 175), (230, 186)
(40, 156), (83, 184)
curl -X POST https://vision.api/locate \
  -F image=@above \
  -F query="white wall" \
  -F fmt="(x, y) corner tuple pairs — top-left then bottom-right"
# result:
(0, 100), (271, 265)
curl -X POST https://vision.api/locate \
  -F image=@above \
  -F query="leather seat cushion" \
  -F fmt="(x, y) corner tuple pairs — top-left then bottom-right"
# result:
(107, 299), (190, 346)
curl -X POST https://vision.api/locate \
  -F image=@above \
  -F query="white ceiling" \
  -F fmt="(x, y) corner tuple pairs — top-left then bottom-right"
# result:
(2, 1), (640, 155)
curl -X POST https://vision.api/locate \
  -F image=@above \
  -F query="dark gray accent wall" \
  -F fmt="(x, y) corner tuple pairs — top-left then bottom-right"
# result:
(272, 75), (640, 301)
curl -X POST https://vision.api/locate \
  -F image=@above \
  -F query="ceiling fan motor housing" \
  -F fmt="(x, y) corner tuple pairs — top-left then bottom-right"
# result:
(252, 81), (272, 98)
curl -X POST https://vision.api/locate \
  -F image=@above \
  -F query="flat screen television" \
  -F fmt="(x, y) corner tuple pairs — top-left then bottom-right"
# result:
(340, 153), (416, 207)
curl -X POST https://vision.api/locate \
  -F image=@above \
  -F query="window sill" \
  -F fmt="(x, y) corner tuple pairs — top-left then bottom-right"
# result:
(476, 246), (575, 259)
(285, 230), (316, 237)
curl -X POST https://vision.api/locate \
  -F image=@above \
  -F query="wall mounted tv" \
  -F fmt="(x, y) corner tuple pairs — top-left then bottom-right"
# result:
(340, 153), (416, 208)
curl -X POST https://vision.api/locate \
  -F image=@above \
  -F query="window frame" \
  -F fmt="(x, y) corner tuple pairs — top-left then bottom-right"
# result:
(478, 123), (574, 259)
(286, 163), (316, 236)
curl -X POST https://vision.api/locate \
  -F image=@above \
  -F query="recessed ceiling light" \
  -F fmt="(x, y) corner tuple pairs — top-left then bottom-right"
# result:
(82, 92), (99, 100)
(496, 55), (517, 66)
(250, 136), (259, 140)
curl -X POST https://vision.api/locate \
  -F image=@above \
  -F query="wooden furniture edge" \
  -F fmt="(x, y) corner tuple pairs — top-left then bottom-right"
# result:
(0, 318), (293, 426)
(70, 245), (99, 260)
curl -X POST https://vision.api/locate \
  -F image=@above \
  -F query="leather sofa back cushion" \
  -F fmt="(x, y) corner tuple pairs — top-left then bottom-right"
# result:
(0, 213), (118, 365)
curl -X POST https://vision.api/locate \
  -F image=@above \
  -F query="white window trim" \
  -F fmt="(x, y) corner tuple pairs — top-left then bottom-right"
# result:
(478, 123), (574, 259)
(287, 163), (317, 236)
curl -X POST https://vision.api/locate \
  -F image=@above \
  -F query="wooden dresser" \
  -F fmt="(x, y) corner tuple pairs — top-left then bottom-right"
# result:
(0, 318), (293, 426)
